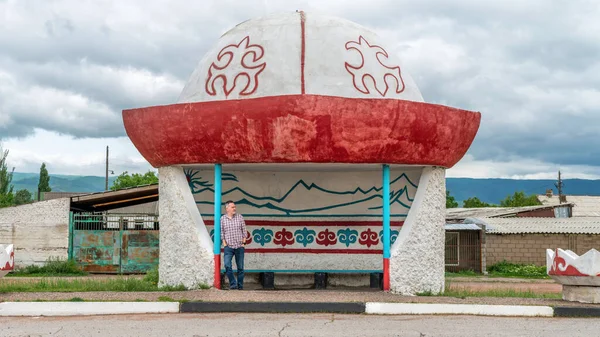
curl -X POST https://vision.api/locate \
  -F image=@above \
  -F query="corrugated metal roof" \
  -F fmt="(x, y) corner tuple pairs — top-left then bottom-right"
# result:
(537, 195), (600, 217)
(446, 204), (571, 220)
(471, 217), (600, 235)
(445, 223), (482, 231)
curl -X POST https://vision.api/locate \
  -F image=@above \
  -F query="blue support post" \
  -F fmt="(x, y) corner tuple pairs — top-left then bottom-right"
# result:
(382, 164), (391, 290)
(213, 164), (222, 288)
(68, 211), (74, 260)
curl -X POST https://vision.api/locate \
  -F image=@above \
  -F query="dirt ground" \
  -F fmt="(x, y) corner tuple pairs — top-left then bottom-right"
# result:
(0, 275), (593, 307)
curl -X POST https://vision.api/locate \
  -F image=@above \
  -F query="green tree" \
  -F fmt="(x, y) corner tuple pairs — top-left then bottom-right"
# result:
(463, 197), (495, 208)
(446, 190), (458, 208)
(38, 162), (52, 193)
(14, 189), (33, 205)
(0, 144), (15, 208)
(0, 144), (15, 207)
(110, 171), (159, 191)
(500, 191), (541, 207)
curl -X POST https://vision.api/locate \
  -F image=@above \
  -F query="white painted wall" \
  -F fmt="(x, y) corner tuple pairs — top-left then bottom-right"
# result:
(0, 198), (70, 267)
(390, 167), (446, 295)
(179, 12), (301, 103)
(304, 13), (423, 101)
(184, 167), (420, 272)
(158, 166), (214, 288)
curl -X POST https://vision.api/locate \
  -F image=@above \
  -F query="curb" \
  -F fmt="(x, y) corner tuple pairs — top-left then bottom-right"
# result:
(0, 301), (598, 317)
(554, 306), (600, 317)
(365, 303), (554, 317)
(0, 302), (179, 316)
(180, 302), (365, 314)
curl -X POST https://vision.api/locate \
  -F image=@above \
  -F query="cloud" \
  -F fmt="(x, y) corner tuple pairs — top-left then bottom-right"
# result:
(0, 0), (599, 177)
(2, 129), (153, 175)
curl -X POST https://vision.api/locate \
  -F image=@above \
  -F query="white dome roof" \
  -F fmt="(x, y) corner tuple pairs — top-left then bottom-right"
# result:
(178, 12), (424, 103)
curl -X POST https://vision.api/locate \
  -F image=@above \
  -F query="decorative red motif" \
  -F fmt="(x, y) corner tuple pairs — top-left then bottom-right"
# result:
(345, 36), (405, 97)
(316, 229), (337, 246)
(358, 228), (379, 248)
(245, 231), (253, 245)
(273, 228), (295, 247)
(549, 250), (588, 277)
(205, 36), (266, 97)
(1, 250), (14, 271)
(300, 11), (306, 94)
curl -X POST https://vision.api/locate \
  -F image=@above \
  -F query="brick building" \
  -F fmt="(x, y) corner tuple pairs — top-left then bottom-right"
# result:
(465, 217), (600, 268)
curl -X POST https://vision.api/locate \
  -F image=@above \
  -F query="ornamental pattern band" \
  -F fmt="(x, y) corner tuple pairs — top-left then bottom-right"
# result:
(208, 225), (400, 251)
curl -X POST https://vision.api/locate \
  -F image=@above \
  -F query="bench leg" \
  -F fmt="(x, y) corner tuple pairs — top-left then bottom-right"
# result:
(370, 272), (383, 290)
(259, 272), (275, 289)
(314, 272), (328, 289)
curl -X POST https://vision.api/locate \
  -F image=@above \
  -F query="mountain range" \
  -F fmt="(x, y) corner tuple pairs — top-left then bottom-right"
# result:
(9, 172), (600, 204)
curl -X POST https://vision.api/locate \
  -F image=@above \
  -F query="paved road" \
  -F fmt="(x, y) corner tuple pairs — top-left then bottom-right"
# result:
(1, 313), (599, 337)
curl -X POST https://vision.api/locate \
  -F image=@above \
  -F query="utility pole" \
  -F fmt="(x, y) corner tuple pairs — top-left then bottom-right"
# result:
(105, 146), (109, 191)
(555, 170), (564, 203)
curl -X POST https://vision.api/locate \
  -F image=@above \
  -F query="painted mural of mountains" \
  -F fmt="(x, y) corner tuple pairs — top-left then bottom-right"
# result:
(189, 171), (419, 216)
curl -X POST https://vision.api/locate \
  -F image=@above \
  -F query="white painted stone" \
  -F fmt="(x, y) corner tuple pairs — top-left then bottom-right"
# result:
(178, 12), (423, 103)
(0, 198), (69, 267)
(365, 303), (554, 317)
(562, 285), (600, 304)
(390, 167), (446, 295)
(0, 244), (14, 277)
(158, 166), (214, 289)
(0, 302), (179, 316)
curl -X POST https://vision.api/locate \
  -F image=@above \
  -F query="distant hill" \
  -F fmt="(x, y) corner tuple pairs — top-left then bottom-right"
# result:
(9, 172), (600, 204)
(447, 178), (600, 204)
(11, 172), (117, 194)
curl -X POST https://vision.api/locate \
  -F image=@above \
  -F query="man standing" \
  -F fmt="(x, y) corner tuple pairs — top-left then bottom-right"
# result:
(221, 200), (247, 290)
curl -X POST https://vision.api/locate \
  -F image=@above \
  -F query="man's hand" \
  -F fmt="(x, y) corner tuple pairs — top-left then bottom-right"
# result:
(222, 240), (227, 247)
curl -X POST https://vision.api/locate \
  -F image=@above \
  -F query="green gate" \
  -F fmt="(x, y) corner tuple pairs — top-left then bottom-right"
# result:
(69, 212), (159, 273)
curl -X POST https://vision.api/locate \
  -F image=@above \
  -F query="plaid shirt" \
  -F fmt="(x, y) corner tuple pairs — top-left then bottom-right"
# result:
(220, 213), (247, 249)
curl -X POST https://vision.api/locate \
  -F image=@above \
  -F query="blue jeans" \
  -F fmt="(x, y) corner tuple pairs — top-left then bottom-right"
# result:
(224, 246), (245, 289)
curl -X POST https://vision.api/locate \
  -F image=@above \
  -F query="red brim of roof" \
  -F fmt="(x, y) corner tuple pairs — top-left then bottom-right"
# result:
(123, 94), (480, 168)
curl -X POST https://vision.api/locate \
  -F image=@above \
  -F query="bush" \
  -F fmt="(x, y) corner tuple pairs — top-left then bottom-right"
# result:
(144, 266), (159, 285)
(488, 260), (547, 278)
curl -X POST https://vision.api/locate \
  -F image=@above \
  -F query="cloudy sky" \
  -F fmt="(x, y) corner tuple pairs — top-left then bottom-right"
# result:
(1, 0), (599, 179)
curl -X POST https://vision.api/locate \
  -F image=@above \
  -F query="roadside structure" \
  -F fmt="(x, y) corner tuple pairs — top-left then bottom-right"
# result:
(122, 12), (480, 295)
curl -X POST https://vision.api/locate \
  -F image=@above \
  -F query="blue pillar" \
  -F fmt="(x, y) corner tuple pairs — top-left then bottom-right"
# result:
(382, 164), (390, 290)
(213, 164), (222, 288)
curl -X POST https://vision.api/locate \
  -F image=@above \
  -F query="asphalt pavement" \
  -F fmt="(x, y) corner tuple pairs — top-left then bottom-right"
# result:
(1, 313), (599, 337)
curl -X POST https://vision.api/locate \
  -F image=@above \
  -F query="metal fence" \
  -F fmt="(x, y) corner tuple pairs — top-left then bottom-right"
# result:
(70, 212), (159, 274)
(445, 230), (482, 273)
(73, 212), (159, 231)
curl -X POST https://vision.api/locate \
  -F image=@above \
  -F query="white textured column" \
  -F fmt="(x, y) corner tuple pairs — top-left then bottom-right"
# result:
(390, 166), (445, 295)
(158, 166), (214, 289)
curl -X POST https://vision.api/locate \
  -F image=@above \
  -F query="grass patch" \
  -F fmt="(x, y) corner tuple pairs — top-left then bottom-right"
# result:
(418, 284), (560, 299)
(487, 261), (549, 279)
(8, 257), (87, 277)
(144, 266), (159, 285)
(0, 278), (189, 293)
(444, 287), (561, 299)
(197, 283), (211, 290)
(69, 297), (85, 302)
(445, 270), (480, 278)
